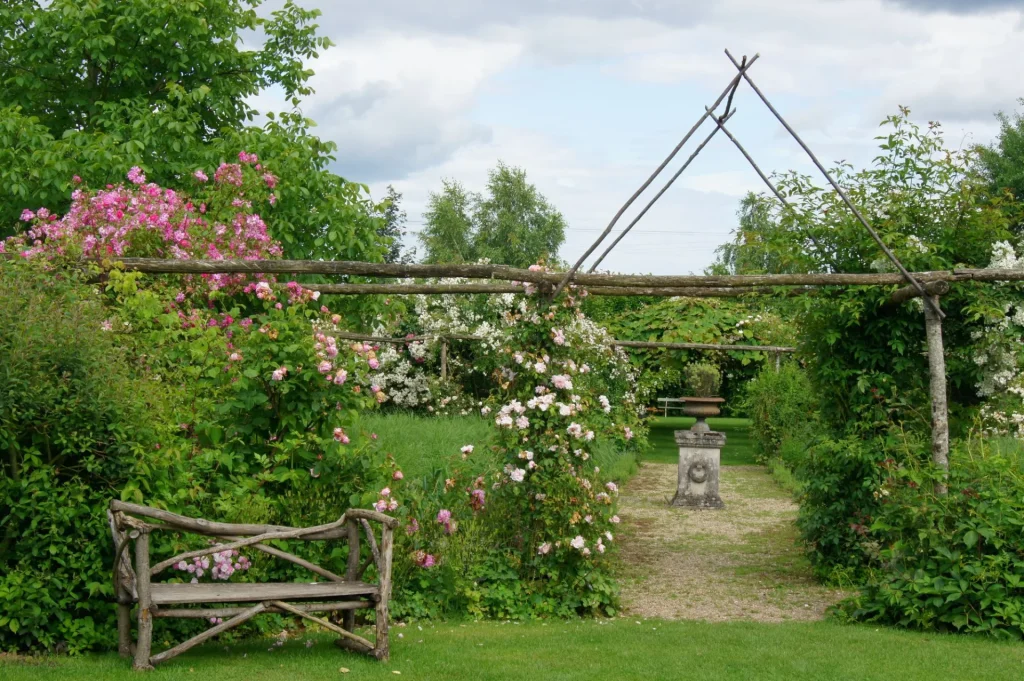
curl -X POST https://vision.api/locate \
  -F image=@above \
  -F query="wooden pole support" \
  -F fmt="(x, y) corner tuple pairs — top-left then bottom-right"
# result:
(373, 526), (394, 661)
(440, 339), (448, 382)
(344, 520), (361, 633)
(271, 601), (375, 654)
(923, 295), (950, 495)
(149, 602), (267, 666)
(133, 532), (154, 670)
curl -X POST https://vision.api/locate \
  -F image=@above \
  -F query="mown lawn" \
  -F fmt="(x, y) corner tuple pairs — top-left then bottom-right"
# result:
(643, 416), (755, 465)
(360, 411), (638, 483)
(3, 619), (1021, 681)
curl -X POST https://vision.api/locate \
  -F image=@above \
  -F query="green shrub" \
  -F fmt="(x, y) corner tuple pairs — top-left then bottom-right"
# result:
(840, 440), (1024, 638)
(683, 361), (721, 397)
(794, 435), (893, 583)
(742, 362), (819, 464)
(0, 264), (172, 652)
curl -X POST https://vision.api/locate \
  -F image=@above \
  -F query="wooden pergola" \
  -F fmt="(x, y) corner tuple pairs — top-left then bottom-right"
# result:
(81, 50), (1024, 494)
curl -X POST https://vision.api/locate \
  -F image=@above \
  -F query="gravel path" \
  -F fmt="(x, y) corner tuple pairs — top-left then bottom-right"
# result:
(616, 463), (846, 622)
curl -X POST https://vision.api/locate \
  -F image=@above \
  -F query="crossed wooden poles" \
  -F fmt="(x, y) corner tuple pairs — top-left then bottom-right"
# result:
(552, 48), (942, 321)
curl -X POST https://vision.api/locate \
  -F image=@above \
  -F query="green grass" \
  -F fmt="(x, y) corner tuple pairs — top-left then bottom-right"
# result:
(360, 411), (638, 483)
(359, 412), (495, 480)
(643, 416), (755, 465)
(4, 620), (1022, 681)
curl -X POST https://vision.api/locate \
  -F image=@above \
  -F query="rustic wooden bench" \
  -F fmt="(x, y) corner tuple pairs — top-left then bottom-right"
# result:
(108, 500), (398, 670)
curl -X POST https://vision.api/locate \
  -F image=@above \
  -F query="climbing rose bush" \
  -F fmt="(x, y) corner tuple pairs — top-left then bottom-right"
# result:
(4, 152), (281, 296)
(390, 267), (644, 617)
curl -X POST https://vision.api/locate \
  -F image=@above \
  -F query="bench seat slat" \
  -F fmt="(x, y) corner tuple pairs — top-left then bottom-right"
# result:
(150, 581), (378, 605)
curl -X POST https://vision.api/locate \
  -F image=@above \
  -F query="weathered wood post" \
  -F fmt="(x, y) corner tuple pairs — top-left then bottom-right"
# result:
(116, 600), (132, 658)
(888, 280), (951, 495)
(343, 519), (361, 633)
(133, 531), (154, 670)
(923, 294), (949, 495)
(374, 525), (394, 660)
(774, 351), (781, 373)
(440, 339), (448, 382)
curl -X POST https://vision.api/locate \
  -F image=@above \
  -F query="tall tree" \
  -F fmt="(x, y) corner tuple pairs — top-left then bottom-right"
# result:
(0, 0), (384, 262)
(472, 162), (566, 268)
(378, 185), (416, 264)
(977, 99), (1024, 233)
(707, 192), (795, 275)
(418, 163), (566, 267)
(419, 179), (477, 264)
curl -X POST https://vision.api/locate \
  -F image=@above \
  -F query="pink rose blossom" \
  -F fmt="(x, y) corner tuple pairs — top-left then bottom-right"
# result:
(127, 166), (146, 185)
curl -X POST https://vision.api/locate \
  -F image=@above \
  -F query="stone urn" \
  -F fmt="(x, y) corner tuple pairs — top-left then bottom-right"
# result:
(680, 396), (725, 432)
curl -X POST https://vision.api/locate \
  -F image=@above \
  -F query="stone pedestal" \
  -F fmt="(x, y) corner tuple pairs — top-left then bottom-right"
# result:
(671, 429), (726, 509)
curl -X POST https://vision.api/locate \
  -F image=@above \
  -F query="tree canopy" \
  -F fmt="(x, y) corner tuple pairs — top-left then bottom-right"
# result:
(0, 0), (384, 261)
(419, 162), (566, 267)
(978, 99), (1024, 234)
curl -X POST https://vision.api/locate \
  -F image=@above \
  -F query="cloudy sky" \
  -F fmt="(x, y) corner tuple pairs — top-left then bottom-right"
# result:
(256, 0), (1024, 274)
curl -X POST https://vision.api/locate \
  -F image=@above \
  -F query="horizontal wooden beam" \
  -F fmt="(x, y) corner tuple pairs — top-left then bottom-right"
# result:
(888, 279), (950, 306)
(110, 500), (398, 541)
(152, 601), (371, 619)
(329, 331), (794, 353)
(610, 341), (796, 352)
(331, 331), (480, 345)
(308, 283), (793, 297)
(87, 258), (1024, 289)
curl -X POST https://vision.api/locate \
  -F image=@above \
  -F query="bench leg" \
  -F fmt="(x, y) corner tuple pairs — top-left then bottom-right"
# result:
(373, 527), (393, 661)
(133, 533), (154, 670)
(344, 520), (360, 633)
(117, 603), (132, 658)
